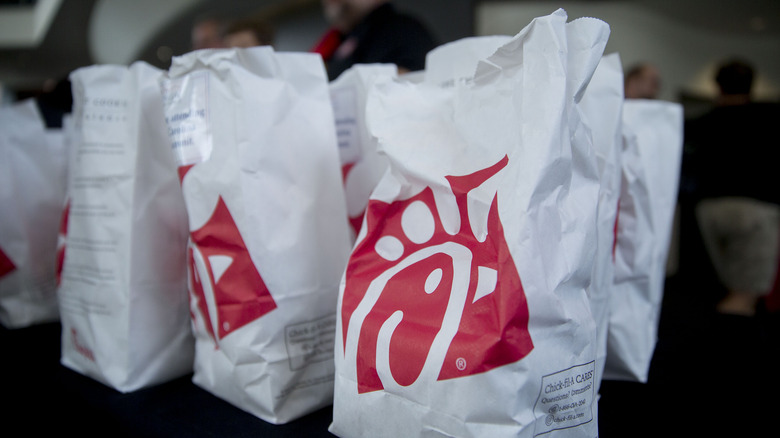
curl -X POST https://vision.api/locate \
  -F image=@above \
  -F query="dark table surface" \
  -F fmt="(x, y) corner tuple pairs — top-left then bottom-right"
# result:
(4, 257), (778, 438)
(1, 320), (335, 438)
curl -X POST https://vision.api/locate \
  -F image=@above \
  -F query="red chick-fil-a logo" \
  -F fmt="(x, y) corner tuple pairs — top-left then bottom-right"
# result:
(71, 328), (96, 362)
(0, 246), (16, 279)
(178, 164), (277, 346)
(185, 192), (277, 347)
(341, 156), (533, 394)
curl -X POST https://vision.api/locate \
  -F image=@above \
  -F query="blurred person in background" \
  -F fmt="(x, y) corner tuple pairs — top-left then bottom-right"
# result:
(312, 0), (437, 80)
(683, 58), (780, 317)
(36, 77), (72, 128)
(191, 13), (228, 51)
(224, 18), (275, 48)
(624, 62), (661, 99)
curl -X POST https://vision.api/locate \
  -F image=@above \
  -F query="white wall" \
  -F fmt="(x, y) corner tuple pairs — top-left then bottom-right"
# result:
(476, 2), (780, 102)
(0, 0), (62, 48)
(89, 0), (203, 65)
(272, 6), (329, 52)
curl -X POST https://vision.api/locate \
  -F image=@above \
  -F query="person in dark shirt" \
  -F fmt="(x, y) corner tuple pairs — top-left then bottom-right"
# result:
(683, 59), (780, 316)
(313, 0), (437, 81)
(191, 14), (228, 51)
(685, 60), (780, 204)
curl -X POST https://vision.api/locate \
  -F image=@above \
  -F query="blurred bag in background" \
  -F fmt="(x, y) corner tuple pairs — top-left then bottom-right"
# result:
(329, 63), (396, 240)
(59, 61), (194, 393)
(605, 99), (683, 382)
(578, 52), (625, 393)
(0, 98), (67, 329)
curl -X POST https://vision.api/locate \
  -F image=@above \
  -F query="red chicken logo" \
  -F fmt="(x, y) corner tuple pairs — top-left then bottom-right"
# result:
(341, 156), (533, 393)
(187, 195), (276, 346)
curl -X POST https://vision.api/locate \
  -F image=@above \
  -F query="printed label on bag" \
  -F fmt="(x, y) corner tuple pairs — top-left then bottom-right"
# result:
(79, 95), (129, 145)
(341, 156), (534, 394)
(330, 87), (362, 168)
(285, 315), (337, 370)
(57, 89), (133, 295)
(74, 91), (132, 178)
(161, 71), (212, 166)
(60, 200), (122, 289)
(533, 361), (596, 436)
(59, 195), (125, 288)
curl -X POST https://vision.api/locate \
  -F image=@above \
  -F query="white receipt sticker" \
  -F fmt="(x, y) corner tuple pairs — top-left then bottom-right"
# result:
(330, 87), (361, 166)
(162, 71), (212, 166)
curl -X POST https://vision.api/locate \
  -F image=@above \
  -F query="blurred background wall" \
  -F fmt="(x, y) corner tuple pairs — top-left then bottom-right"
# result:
(1, 0), (778, 116)
(477, 1), (780, 112)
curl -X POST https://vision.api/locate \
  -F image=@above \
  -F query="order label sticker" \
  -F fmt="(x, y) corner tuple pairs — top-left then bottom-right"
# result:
(161, 71), (212, 166)
(330, 87), (362, 166)
(285, 315), (337, 371)
(534, 361), (596, 436)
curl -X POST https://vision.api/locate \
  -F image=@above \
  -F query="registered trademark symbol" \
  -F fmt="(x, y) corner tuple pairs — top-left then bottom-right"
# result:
(456, 357), (467, 371)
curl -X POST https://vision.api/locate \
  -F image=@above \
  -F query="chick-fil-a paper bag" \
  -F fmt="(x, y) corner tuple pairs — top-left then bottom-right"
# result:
(0, 99), (67, 328)
(604, 99), (683, 382)
(330, 9), (610, 438)
(578, 52), (625, 392)
(58, 62), (193, 393)
(329, 63), (396, 239)
(162, 46), (352, 424)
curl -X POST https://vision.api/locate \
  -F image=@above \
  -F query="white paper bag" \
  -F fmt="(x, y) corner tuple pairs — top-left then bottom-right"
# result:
(604, 99), (683, 382)
(578, 53), (625, 391)
(329, 64), (397, 239)
(58, 62), (194, 392)
(331, 9), (609, 437)
(0, 99), (67, 328)
(55, 114), (77, 286)
(422, 43), (626, 396)
(162, 46), (352, 424)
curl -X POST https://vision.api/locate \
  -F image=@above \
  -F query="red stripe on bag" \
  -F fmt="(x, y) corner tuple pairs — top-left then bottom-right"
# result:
(0, 246), (16, 278)
(56, 200), (70, 285)
(612, 198), (620, 262)
(188, 196), (277, 344)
